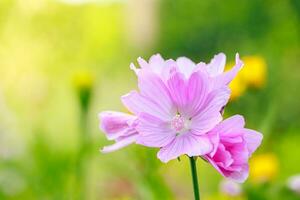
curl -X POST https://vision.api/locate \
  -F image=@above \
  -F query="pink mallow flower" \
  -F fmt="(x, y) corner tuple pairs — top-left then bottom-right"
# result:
(122, 68), (230, 162)
(205, 115), (263, 182)
(98, 53), (244, 163)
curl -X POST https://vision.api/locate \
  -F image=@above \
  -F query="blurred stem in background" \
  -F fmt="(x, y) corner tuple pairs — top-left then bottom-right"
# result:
(189, 156), (200, 200)
(73, 71), (94, 200)
(134, 148), (173, 199)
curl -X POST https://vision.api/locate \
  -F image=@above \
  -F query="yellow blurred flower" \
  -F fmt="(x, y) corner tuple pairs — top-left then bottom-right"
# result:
(227, 55), (267, 100)
(249, 153), (279, 183)
(73, 70), (95, 110)
(240, 56), (267, 88)
(229, 75), (247, 101)
(73, 71), (94, 91)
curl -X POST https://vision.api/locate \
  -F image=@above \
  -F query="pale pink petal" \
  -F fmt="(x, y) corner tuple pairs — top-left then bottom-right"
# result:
(167, 72), (187, 112)
(101, 134), (138, 153)
(207, 131), (220, 157)
(148, 54), (165, 74)
(191, 87), (230, 135)
(191, 112), (222, 135)
(206, 156), (249, 183)
(136, 113), (175, 148)
(185, 71), (209, 117)
(99, 111), (137, 140)
(137, 57), (149, 68)
(122, 91), (171, 121)
(201, 87), (231, 115)
(149, 54), (164, 65)
(221, 136), (244, 144)
(206, 53), (226, 76)
(195, 62), (209, 74)
(243, 129), (263, 155)
(176, 57), (197, 78)
(212, 53), (243, 89)
(227, 143), (249, 165)
(137, 71), (174, 116)
(156, 59), (178, 81)
(213, 115), (245, 137)
(206, 156), (227, 177)
(130, 63), (140, 75)
(133, 54), (167, 77)
(227, 164), (249, 183)
(157, 134), (213, 163)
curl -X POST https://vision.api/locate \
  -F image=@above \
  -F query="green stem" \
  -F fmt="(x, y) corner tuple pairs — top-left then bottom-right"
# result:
(189, 156), (200, 200)
(76, 108), (89, 200)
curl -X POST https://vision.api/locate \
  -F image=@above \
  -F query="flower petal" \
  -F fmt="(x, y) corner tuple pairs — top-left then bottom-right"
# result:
(99, 111), (137, 140)
(101, 134), (138, 153)
(201, 86), (231, 115)
(137, 71), (174, 116)
(213, 115), (245, 138)
(133, 54), (167, 77)
(191, 112), (222, 136)
(211, 144), (234, 168)
(227, 164), (249, 183)
(185, 71), (209, 117)
(130, 63), (140, 75)
(212, 53), (243, 89)
(243, 129), (263, 155)
(137, 57), (149, 68)
(191, 87), (230, 135)
(148, 54), (165, 74)
(206, 53), (226, 76)
(207, 131), (220, 157)
(176, 57), (197, 78)
(157, 133), (213, 163)
(206, 157), (249, 183)
(122, 91), (172, 121)
(136, 113), (175, 148)
(167, 72), (187, 112)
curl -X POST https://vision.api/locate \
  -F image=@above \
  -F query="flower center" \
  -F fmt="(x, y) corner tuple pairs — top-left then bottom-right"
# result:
(171, 114), (185, 132)
(171, 114), (192, 136)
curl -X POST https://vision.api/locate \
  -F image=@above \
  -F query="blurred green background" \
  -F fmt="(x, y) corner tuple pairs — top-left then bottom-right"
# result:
(0, 0), (300, 199)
